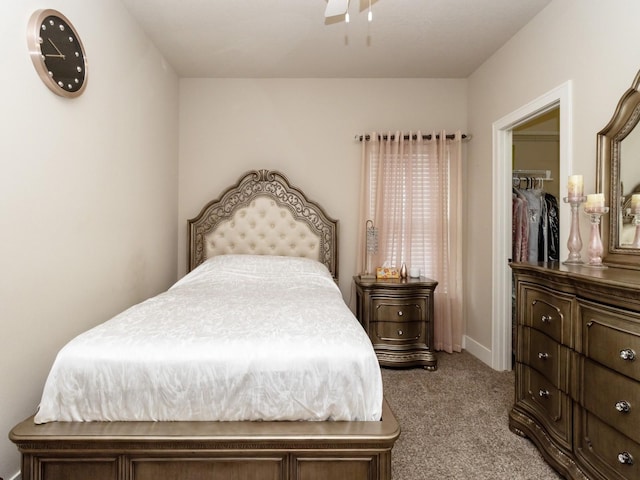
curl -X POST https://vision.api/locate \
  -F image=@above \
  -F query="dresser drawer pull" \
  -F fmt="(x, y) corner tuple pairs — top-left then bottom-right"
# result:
(620, 348), (636, 361)
(617, 452), (634, 465)
(540, 314), (552, 324)
(397, 311), (403, 317)
(615, 401), (631, 413)
(538, 389), (550, 398)
(397, 329), (403, 336)
(537, 352), (549, 360)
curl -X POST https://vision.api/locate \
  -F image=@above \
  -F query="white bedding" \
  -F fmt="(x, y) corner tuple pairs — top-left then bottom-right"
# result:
(34, 255), (383, 424)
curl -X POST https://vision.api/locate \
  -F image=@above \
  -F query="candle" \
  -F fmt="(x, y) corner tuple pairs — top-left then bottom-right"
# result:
(568, 175), (584, 198)
(632, 194), (640, 213)
(585, 193), (605, 209)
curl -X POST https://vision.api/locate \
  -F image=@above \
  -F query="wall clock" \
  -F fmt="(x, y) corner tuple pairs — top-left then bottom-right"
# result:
(27, 9), (87, 98)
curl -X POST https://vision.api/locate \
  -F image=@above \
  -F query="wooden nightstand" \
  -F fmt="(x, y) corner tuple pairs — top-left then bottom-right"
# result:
(354, 275), (438, 370)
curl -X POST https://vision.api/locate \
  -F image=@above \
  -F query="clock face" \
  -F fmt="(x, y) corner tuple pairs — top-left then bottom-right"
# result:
(27, 9), (87, 98)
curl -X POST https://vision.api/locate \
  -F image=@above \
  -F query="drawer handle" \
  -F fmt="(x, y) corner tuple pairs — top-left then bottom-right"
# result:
(538, 352), (549, 360)
(615, 401), (631, 413)
(540, 314), (552, 323)
(397, 329), (403, 336)
(617, 451), (634, 465)
(538, 389), (550, 398)
(620, 348), (636, 361)
(397, 311), (403, 317)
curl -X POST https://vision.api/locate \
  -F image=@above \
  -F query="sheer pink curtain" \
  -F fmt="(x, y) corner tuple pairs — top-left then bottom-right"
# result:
(356, 131), (463, 353)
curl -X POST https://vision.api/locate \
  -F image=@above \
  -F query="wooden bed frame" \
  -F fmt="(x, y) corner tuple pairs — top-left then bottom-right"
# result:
(10, 169), (400, 480)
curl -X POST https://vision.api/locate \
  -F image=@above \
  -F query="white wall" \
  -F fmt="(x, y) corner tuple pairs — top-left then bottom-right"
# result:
(178, 78), (468, 298)
(466, 0), (640, 354)
(0, 1), (179, 477)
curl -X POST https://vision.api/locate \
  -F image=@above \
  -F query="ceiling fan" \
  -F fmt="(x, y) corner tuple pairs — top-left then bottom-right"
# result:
(324, 0), (350, 18)
(324, 0), (372, 22)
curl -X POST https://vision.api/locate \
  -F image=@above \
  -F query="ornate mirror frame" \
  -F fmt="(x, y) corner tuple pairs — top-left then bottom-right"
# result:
(597, 69), (640, 269)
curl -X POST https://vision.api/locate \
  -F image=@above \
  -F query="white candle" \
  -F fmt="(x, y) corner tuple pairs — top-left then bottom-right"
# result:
(586, 193), (605, 209)
(568, 175), (584, 198)
(632, 194), (640, 213)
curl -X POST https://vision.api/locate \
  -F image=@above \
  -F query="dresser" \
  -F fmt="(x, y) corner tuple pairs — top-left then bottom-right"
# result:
(353, 276), (438, 370)
(510, 262), (640, 480)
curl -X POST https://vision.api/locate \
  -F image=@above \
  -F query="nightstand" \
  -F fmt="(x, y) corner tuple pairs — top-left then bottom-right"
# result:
(354, 275), (438, 370)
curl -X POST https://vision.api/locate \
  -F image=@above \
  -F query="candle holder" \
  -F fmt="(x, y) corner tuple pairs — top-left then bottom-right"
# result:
(631, 212), (640, 248)
(563, 196), (586, 264)
(584, 206), (609, 268)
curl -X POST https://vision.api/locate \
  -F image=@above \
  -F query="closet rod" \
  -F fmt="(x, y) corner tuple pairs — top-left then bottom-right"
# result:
(512, 169), (552, 180)
(355, 133), (469, 141)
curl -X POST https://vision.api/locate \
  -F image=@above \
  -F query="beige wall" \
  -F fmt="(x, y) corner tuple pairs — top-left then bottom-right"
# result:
(5, 0), (640, 477)
(466, 0), (640, 355)
(513, 109), (560, 199)
(0, 1), (178, 476)
(178, 78), (468, 297)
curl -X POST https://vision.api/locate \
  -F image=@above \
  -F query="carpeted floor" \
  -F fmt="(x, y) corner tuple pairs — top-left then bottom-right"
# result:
(381, 351), (563, 479)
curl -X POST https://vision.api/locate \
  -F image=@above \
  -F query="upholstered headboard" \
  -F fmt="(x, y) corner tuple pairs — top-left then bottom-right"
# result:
(188, 169), (339, 279)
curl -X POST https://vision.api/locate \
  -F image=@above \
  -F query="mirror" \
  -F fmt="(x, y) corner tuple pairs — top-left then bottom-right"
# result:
(597, 69), (640, 268)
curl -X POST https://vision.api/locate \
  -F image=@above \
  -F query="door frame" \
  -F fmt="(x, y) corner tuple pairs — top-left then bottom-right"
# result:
(491, 81), (573, 370)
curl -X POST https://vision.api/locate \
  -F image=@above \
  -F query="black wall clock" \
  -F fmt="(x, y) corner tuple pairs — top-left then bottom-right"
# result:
(27, 9), (87, 98)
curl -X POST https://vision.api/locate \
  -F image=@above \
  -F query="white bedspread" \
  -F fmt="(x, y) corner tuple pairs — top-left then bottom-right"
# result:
(34, 255), (383, 423)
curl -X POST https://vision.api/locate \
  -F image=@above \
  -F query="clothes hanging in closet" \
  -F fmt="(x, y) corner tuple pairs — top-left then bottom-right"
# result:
(512, 181), (559, 263)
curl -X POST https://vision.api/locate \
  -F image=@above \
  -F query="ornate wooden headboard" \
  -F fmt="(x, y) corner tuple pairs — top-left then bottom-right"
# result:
(188, 169), (339, 279)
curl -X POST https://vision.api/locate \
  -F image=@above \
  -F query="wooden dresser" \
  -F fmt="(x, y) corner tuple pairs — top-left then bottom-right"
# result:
(353, 276), (438, 370)
(510, 262), (640, 480)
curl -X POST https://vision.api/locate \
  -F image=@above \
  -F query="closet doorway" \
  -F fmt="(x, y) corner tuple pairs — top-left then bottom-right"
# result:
(491, 81), (572, 371)
(513, 109), (561, 263)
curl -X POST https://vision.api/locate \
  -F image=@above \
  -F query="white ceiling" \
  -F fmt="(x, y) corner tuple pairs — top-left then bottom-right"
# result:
(120, 0), (552, 78)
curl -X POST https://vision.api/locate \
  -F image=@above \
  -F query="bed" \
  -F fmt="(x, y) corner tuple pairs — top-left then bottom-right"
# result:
(10, 169), (400, 480)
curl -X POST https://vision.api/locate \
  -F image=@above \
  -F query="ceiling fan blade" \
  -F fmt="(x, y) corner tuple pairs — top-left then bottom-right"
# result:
(324, 0), (349, 17)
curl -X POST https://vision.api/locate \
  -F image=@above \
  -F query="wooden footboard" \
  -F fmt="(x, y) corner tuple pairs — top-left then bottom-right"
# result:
(10, 399), (399, 480)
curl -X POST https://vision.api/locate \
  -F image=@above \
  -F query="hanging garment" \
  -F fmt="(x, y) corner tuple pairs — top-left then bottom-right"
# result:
(519, 188), (542, 262)
(512, 183), (559, 263)
(540, 193), (559, 261)
(512, 192), (528, 262)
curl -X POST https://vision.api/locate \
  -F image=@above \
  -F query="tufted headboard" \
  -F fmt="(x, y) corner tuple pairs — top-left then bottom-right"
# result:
(188, 169), (339, 279)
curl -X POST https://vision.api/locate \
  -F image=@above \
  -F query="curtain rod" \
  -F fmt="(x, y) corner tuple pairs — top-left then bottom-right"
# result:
(355, 133), (469, 141)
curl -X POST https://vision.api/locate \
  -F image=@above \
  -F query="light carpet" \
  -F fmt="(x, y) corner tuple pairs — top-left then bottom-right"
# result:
(381, 351), (562, 479)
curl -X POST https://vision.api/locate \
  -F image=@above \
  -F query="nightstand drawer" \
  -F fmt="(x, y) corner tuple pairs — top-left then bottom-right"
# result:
(372, 300), (424, 323)
(522, 284), (574, 346)
(353, 276), (438, 370)
(371, 320), (423, 344)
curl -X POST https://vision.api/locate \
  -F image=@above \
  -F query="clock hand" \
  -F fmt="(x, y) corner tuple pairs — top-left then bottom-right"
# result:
(47, 38), (66, 60)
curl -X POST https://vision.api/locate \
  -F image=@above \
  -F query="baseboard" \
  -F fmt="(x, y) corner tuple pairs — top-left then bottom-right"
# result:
(463, 335), (493, 368)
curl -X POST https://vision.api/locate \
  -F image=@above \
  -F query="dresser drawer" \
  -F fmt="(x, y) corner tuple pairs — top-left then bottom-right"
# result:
(371, 320), (423, 345)
(515, 363), (572, 449)
(581, 301), (640, 382)
(521, 283), (574, 347)
(582, 358), (640, 444)
(521, 326), (569, 391)
(372, 299), (425, 323)
(575, 405), (640, 480)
